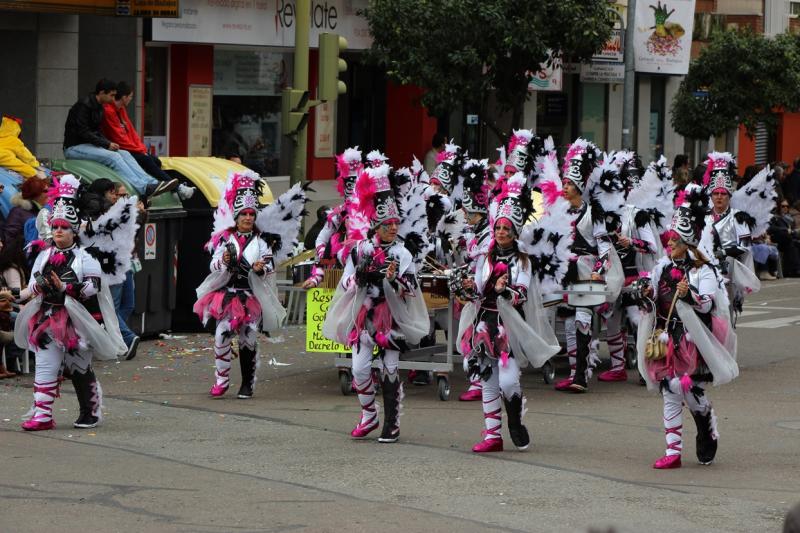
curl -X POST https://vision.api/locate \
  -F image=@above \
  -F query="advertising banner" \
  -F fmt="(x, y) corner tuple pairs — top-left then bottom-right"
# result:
(634, 0), (695, 74)
(305, 288), (347, 353)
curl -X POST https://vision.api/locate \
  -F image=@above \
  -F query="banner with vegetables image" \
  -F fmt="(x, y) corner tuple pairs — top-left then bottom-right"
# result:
(634, 0), (695, 74)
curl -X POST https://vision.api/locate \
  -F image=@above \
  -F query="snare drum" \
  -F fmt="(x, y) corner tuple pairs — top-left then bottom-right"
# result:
(419, 274), (450, 309)
(563, 281), (609, 307)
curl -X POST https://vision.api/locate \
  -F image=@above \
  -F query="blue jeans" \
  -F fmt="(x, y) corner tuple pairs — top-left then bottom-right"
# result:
(64, 144), (158, 195)
(110, 270), (137, 346)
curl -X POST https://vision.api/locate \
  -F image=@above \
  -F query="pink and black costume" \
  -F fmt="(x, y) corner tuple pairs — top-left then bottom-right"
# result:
(323, 163), (428, 443)
(15, 174), (129, 431)
(634, 184), (738, 469)
(458, 172), (559, 453)
(195, 171), (307, 399)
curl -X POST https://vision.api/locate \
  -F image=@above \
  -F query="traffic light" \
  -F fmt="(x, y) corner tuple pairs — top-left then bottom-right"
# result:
(318, 32), (348, 102)
(281, 88), (309, 135)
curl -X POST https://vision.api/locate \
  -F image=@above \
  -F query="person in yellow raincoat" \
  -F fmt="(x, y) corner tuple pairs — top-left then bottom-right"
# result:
(0, 115), (45, 180)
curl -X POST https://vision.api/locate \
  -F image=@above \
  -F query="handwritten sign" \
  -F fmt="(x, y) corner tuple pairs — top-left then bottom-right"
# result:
(305, 288), (347, 352)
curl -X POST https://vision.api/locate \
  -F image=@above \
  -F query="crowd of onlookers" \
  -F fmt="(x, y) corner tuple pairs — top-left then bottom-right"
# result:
(0, 78), (201, 378)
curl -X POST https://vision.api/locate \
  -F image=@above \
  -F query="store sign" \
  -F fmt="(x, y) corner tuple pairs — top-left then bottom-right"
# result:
(593, 28), (624, 63)
(314, 101), (335, 158)
(187, 85), (212, 156)
(527, 52), (563, 92)
(0, 0), (176, 17)
(116, 0), (179, 17)
(153, 0), (371, 49)
(580, 62), (625, 84)
(633, 0), (695, 74)
(305, 288), (346, 352)
(214, 50), (285, 96)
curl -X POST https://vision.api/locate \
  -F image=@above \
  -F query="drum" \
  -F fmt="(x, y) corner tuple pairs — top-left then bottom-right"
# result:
(419, 274), (449, 309)
(541, 292), (564, 308)
(563, 281), (610, 307)
(292, 261), (314, 285)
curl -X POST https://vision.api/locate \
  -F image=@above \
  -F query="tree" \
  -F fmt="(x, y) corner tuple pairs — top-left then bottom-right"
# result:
(363, 0), (615, 135)
(671, 30), (800, 139)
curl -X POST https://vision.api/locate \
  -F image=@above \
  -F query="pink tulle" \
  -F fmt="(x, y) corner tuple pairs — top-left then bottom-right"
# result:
(539, 180), (561, 206)
(193, 290), (261, 328)
(460, 325), (474, 354)
(372, 301), (392, 333)
(29, 306), (79, 351)
(347, 327), (359, 346)
(329, 233), (343, 257)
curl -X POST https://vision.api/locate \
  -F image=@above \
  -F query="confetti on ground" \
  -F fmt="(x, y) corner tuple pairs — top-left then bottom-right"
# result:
(268, 357), (292, 367)
(159, 333), (187, 340)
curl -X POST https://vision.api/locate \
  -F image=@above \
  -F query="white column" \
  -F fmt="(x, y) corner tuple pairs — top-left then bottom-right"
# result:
(36, 14), (80, 160)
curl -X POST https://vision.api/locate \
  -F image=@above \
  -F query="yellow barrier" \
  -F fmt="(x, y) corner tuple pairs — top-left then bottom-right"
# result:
(159, 157), (274, 207)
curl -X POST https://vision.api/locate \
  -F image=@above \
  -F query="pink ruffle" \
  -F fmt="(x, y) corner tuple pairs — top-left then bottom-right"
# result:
(29, 306), (80, 351)
(193, 290), (261, 330)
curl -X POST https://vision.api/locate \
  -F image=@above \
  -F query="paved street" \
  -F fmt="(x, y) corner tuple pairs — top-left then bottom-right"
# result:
(2, 280), (799, 533)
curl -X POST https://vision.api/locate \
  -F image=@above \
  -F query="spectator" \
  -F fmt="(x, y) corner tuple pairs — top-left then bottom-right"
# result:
(0, 115), (46, 180)
(423, 133), (445, 175)
(2, 176), (47, 248)
(771, 162), (788, 199)
(101, 81), (194, 200)
(739, 164), (764, 191)
(63, 78), (178, 199)
(303, 205), (330, 251)
(672, 153), (689, 176)
(0, 238), (29, 376)
(752, 235), (780, 280)
(785, 157), (800, 205)
(768, 198), (800, 277)
(672, 167), (690, 192)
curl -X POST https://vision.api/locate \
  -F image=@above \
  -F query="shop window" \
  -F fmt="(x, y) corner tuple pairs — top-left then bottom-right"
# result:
(579, 83), (607, 147)
(211, 48), (291, 177)
(144, 46), (168, 137)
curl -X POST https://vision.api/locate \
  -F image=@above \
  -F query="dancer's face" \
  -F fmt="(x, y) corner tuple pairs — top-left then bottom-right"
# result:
(377, 220), (398, 243)
(52, 223), (74, 249)
(494, 221), (514, 247)
(236, 210), (255, 233)
(712, 191), (730, 213)
(668, 236), (688, 259)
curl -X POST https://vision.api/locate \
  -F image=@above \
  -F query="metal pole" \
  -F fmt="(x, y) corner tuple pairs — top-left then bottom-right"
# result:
(621, 0), (636, 150)
(291, 0), (310, 186)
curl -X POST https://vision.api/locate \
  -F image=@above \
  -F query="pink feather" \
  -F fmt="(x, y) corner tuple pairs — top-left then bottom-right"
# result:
(540, 180), (561, 206)
(680, 373), (693, 394)
(354, 171), (376, 221)
(702, 161), (713, 187)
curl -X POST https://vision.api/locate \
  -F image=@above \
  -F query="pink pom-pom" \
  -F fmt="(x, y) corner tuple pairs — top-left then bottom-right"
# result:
(674, 189), (687, 208)
(49, 251), (67, 267)
(375, 331), (390, 349)
(492, 261), (508, 276)
(680, 373), (693, 394)
(539, 180), (561, 206)
(670, 268), (683, 281)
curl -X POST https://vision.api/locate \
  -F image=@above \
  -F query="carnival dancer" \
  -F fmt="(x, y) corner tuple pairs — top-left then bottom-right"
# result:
(429, 141), (466, 205)
(554, 140), (624, 393)
(15, 174), (132, 430)
(323, 163), (429, 443)
(458, 172), (559, 452)
(456, 158), (492, 401)
(195, 171), (307, 399)
(303, 147), (368, 288)
(598, 151), (663, 382)
(701, 153), (775, 322)
(633, 184), (738, 468)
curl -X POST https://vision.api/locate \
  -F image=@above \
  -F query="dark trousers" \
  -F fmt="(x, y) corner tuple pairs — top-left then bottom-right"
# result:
(130, 151), (171, 182)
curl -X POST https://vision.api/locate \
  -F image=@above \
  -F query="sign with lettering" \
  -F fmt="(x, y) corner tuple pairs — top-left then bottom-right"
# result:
(305, 288), (347, 352)
(187, 85), (212, 156)
(314, 101), (335, 158)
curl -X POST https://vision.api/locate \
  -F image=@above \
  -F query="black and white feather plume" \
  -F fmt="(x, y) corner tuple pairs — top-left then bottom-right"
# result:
(255, 182), (311, 264)
(586, 154), (626, 233)
(519, 153), (578, 293)
(397, 182), (432, 267)
(627, 155), (675, 232)
(731, 165), (777, 238)
(80, 196), (140, 285)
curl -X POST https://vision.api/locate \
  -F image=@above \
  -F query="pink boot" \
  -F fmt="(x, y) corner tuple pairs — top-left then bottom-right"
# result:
(472, 437), (504, 453)
(21, 419), (56, 431)
(554, 377), (573, 391)
(210, 383), (229, 397)
(459, 388), (482, 401)
(653, 454), (682, 469)
(350, 418), (379, 439)
(598, 368), (628, 382)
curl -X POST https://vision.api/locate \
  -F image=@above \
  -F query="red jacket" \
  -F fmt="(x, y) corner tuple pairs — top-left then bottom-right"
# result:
(101, 103), (146, 154)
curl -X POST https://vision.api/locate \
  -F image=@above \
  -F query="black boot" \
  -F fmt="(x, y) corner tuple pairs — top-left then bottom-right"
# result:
(570, 330), (591, 392)
(378, 373), (402, 443)
(691, 409), (718, 465)
(237, 346), (257, 399)
(503, 394), (530, 450)
(71, 368), (100, 428)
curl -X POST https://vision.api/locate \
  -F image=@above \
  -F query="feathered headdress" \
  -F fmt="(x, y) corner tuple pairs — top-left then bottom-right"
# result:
(365, 149), (389, 169)
(612, 150), (645, 192)
(703, 152), (737, 195)
(48, 173), (82, 231)
(562, 138), (601, 193)
(490, 171), (533, 236)
(207, 169), (265, 252)
(335, 146), (363, 199)
(461, 159), (490, 215)
(670, 183), (709, 246)
(506, 129), (544, 177)
(429, 141), (465, 195)
(81, 196), (140, 284)
(587, 155), (626, 232)
(355, 164), (401, 226)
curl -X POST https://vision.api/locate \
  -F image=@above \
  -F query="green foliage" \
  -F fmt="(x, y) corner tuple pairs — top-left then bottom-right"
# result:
(671, 30), (800, 139)
(363, 0), (615, 127)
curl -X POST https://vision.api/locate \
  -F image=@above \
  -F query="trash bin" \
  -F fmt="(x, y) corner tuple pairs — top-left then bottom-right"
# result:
(158, 157), (272, 332)
(52, 159), (187, 336)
